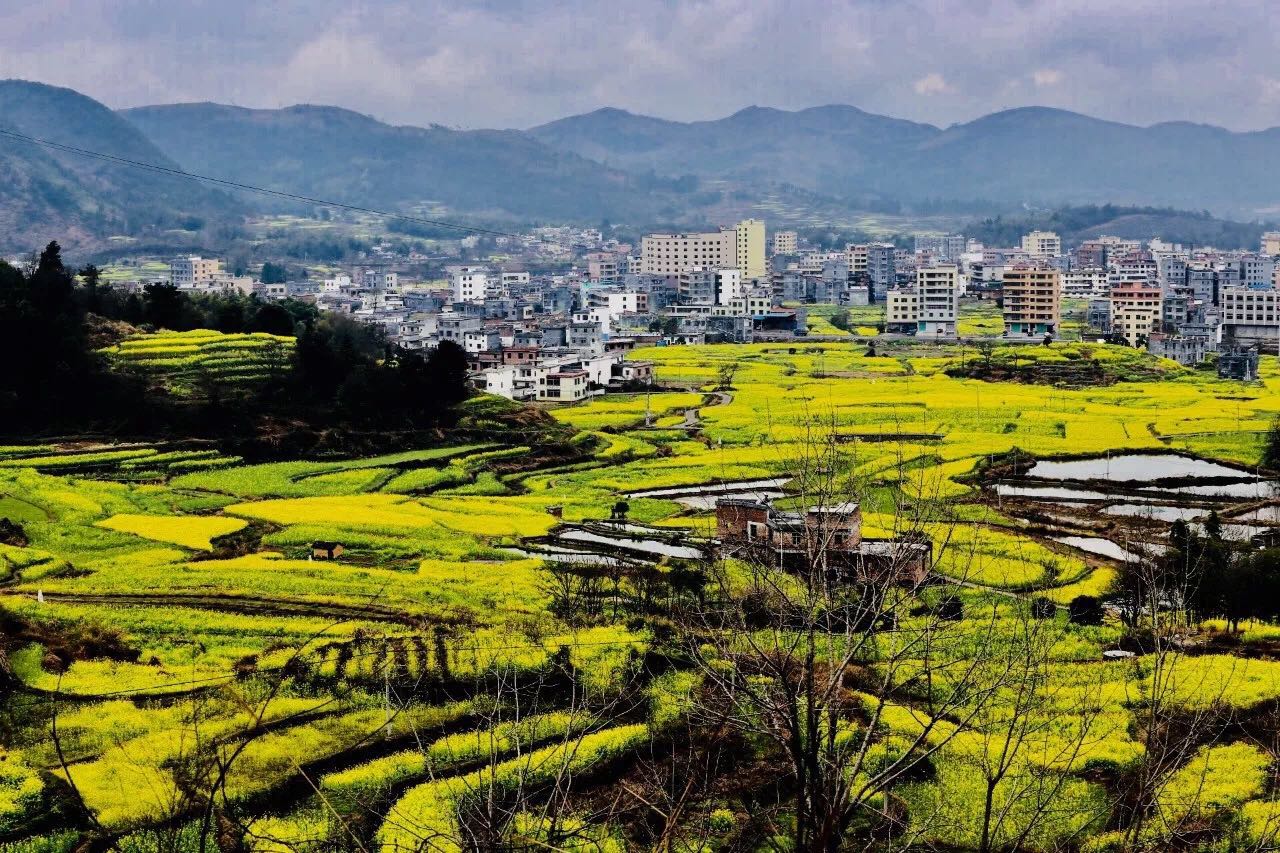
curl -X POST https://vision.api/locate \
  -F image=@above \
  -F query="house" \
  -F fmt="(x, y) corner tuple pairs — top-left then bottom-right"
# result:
(538, 369), (590, 402)
(715, 498), (931, 586)
(311, 541), (344, 559)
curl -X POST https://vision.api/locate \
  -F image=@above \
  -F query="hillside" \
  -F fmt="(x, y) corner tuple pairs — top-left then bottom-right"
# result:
(965, 204), (1272, 250)
(121, 102), (693, 223)
(531, 104), (1280, 215)
(0, 80), (234, 251)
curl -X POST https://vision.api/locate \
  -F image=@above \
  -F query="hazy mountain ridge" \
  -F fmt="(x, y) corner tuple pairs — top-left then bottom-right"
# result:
(530, 104), (1280, 215)
(0, 80), (235, 250)
(120, 101), (690, 224)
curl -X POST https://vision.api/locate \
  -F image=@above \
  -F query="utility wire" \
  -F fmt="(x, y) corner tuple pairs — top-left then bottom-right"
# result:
(0, 127), (527, 241)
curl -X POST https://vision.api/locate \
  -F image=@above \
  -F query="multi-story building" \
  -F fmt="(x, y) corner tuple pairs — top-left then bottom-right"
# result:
(170, 256), (222, 289)
(1263, 232), (1280, 257)
(884, 289), (921, 333)
(1002, 266), (1061, 340)
(1021, 231), (1062, 259)
(1109, 282), (1163, 346)
(451, 266), (490, 303)
(641, 220), (764, 278)
(586, 253), (621, 284)
(1220, 287), (1280, 350)
(735, 219), (766, 279)
(772, 230), (798, 256)
(642, 229), (733, 276)
(914, 233), (966, 261)
(1062, 268), (1108, 298)
(916, 265), (960, 338)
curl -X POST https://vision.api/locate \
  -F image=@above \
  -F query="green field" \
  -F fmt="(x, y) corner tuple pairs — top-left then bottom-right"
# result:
(5, 341), (1280, 851)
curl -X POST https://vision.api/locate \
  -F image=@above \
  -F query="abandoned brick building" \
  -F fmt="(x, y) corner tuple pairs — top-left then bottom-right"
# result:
(714, 497), (931, 586)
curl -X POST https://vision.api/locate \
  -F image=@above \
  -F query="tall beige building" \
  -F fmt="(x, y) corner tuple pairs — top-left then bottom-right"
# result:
(734, 218), (766, 278)
(641, 220), (765, 278)
(772, 230), (798, 255)
(1002, 266), (1061, 340)
(1263, 231), (1280, 256)
(1021, 230), (1062, 258)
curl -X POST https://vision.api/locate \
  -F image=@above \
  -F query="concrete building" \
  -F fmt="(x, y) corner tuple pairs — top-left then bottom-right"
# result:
(734, 219), (767, 279)
(884, 289), (921, 333)
(451, 267), (490, 303)
(1220, 287), (1280, 351)
(915, 265), (960, 338)
(1263, 232), (1280, 256)
(1002, 266), (1061, 340)
(170, 257), (222, 289)
(846, 243), (897, 300)
(1021, 231), (1062, 259)
(772, 231), (798, 255)
(537, 370), (590, 402)
(1109, 283), (1163, 346)
(1062, 268), (1108, 298)
(641, 220), (764, 277)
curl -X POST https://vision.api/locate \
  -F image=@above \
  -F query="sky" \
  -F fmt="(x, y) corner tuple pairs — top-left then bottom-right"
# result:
(2, 0), (1279, 131)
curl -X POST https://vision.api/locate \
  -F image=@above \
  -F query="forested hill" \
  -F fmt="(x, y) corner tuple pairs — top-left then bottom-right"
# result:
(0, 80), (234, 250)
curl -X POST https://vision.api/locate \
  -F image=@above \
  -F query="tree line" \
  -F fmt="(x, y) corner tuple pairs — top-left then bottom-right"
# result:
(0, 242), (469, 453)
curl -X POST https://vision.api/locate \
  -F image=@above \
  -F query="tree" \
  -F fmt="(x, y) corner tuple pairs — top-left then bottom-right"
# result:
(675, 427), (1019, 850)
(259, 262), (287, 284)
(1262, 417), (1280, 471)
(1068, 595), (1103, 626)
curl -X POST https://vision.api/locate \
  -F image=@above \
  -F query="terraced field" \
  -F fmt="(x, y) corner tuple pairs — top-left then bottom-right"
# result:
(100, 329), (296, 394)
(6, 341), (1280, 851)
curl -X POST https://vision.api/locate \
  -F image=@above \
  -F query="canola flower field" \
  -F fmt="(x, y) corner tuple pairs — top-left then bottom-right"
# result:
(5, 339), (1280, 850)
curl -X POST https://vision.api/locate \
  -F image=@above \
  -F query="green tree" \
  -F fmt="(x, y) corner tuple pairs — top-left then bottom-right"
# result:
(1262, 417), (1280, 471)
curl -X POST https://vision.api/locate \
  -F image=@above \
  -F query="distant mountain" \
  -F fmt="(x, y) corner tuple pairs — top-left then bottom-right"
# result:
(531, 105), (1280, 215)
(0, 80), (233, 251)
(530, 105), (938, 199)
(121, 102), (690, 224)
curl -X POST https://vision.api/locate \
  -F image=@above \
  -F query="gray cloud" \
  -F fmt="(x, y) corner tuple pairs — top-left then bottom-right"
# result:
(1, 0), (1278, 130)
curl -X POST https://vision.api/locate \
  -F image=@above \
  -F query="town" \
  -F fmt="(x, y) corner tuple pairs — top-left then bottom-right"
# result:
(90, 221), (1280, 402)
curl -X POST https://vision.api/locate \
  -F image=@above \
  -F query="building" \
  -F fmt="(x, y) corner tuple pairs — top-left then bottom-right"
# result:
(1109, 283), (1163, 346)
(715, 498), (931, 586)
(1263, 232), (1280, 256)
(885, 289), (921, 333)
(772, 231), (798, 256)
(451, 267), (490, 303)
(1002, 267), (1061, 340)
(1062, 268), (1108, 298)
(845, 243), (897, 301)
(641, 220), (764, 277)
(538, 369), (590, 402)
(734, 219), (767, 279)
(1220, 287), (1280, 350)
(170, 256), (222, 289)
(1021, 231), (1062, 259)
(915, 265), (960, 338)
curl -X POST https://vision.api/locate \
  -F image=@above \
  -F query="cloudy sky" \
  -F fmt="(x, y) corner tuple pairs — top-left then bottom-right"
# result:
(3, 0), (1279, 130)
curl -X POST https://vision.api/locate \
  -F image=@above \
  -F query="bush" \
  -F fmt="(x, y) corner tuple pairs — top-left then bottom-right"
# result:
(1069, 595), (1104, 626)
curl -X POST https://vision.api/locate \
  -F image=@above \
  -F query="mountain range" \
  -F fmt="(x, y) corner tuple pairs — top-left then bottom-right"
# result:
(1, 78), (1279, 251)
(529, 105), (1280, 214)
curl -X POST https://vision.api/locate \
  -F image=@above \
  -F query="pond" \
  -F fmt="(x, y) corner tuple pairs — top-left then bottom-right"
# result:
(627, 477), (792, 500)
(1101, 503), (1210, 522)
(559, 529), (706, 559)
(1052, 536), (1141, 563)
(1026, 453), (1251, 482)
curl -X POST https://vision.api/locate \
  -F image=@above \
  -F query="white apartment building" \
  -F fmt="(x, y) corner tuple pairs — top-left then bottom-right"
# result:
(715, 268), (744, 305)
(538, 370), (590, 402)
(451, 266), (490, 302)
(916, 265), (960, 338)
(1063, 268), (1109, 298)
(170, 256), (222, 289)
(772, 231), (798, 255)
(1021, 231), (1062, 258)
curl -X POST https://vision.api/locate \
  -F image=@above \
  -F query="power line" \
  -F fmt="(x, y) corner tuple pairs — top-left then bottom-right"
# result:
(0, 127), (526, 242)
